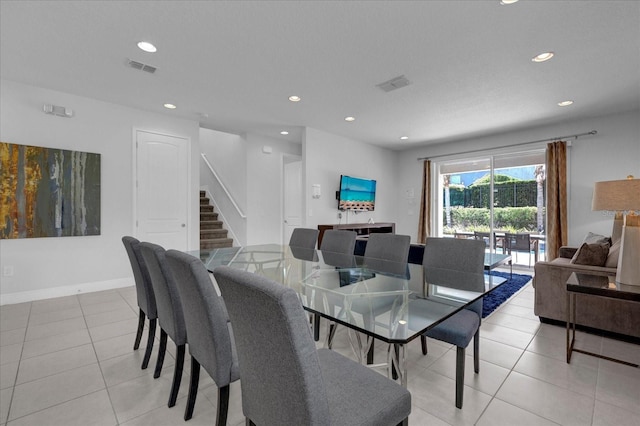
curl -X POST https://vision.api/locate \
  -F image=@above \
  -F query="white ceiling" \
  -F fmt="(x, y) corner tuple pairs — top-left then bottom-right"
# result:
(1, 0), (639, 150)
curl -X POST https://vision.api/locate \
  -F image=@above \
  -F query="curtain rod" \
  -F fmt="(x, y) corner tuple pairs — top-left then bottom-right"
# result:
(416, 130), (597, 161)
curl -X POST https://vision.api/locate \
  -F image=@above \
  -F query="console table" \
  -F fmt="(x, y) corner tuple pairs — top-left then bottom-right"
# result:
(317, 222), (395, 248)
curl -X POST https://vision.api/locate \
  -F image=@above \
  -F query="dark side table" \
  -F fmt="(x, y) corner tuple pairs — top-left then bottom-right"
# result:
(566, 272), (640, 367)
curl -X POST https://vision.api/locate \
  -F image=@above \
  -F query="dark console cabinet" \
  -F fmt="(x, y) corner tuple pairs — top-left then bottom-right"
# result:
(317, 222), (395, 248)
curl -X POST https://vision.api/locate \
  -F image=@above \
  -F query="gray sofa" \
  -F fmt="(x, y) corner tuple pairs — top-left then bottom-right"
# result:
(533, 246), (640, 339)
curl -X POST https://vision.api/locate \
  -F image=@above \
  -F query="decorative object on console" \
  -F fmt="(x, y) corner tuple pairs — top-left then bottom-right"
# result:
(592, 176), (640, 286)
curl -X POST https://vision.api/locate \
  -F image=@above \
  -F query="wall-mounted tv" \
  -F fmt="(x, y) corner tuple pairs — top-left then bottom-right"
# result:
(338, 175), (376, 211)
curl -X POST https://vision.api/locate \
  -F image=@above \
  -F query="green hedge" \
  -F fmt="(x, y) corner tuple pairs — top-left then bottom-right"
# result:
(446, 179), (540, 208)
(443, 206), (540, 233)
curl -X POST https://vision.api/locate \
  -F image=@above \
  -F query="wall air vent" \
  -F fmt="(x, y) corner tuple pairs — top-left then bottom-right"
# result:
(376, 75), (411, 92)
(126, 59), (157, 74)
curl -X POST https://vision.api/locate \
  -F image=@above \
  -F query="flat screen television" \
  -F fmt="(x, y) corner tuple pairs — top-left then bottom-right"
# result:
(338, 175), (376, 211)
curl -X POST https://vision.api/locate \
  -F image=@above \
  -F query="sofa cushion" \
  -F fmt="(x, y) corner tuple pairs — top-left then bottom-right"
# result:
(583, 232), (611, 246)
(605, 239), (621, 268)
(570, 243), (609, 266)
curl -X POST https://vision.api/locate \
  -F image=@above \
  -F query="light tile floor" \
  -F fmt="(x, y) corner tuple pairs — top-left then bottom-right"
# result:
(1, 270), (639, 426)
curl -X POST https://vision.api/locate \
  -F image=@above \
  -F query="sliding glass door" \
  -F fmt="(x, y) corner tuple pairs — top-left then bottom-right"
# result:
(435, 149), (546, 264)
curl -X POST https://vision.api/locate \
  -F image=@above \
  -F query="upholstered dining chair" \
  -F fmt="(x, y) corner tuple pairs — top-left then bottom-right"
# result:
(139, 242), (187, 409)
(319, 229), (357, 254)
(165, 250), (240, 424)
(352, 233), (411, 362)
(289, 227), (319, 249)
(314, 229), (357, 340)
(420, 237), (486, 409)
(213, 266), (411, 426)
(364, 233), (411, 263)
(121, 236), (157, 370)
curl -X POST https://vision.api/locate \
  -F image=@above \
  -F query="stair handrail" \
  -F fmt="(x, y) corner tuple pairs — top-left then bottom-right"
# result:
(201, 153), (246, 219)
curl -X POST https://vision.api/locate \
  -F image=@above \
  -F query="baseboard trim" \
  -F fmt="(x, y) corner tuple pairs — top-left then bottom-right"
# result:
(0, 278), (134, 306)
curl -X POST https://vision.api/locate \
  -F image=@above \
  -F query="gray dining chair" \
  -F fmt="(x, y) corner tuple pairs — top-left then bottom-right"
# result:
(355, 233), (411, 362)
(139, 242), (186, 408)
(165, 250), (240, 424)
(213, 265), (411, 426)
(121, 236), (157, 370)
(364, 233), (411, 263)
(319, 229), (357, 254)
(420, 237), (485, 409)
(289, 227), (319, 249)
(315, 229), (357, 340)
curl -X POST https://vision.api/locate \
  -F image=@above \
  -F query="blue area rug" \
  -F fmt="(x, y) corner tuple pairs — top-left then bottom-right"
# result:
(483, 271), (533, 318)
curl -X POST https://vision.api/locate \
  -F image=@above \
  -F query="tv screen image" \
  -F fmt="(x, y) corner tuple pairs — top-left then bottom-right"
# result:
(338, 175), (376, 211)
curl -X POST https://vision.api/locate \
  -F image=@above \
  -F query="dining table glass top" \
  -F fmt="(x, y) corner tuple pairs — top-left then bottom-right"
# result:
(189, 244), (504, 344)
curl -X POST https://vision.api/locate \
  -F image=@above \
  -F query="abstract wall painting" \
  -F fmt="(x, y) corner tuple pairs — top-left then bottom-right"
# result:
(0, 142), (101, 239)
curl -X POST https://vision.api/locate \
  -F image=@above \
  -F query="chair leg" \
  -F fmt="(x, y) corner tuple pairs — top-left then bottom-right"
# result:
(154, 328), (168, 378)
(397, 418), (409, 426)
(455, 346), (465, 409)
(184, 356), (201, 421)
(133, 309), (145, 350)
(215, 385), (230, 426)
(474, 330), (480, 374)
(313, 313), (320, 341)
(141, 318), (156, 369)
(168, 344), (185, 408)
(421, 335), (428, 355)
(327, 323), (337, 349)
(367, 338), (375, 364)
(245, 420), (256, 426)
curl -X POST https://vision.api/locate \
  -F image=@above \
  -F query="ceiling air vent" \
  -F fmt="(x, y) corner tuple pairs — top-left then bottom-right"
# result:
(376, 75), (411, 92)
(126, 59), (157, 74)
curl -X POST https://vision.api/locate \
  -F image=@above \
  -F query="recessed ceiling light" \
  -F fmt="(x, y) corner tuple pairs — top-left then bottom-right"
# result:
(400, 136), (409, 140)
(288, 95), (301, 102)
(557, 100), (574, 107)
(163, 103), (177, 109)
(137, 41), (157, 53)
(280, 131), (289, 135)
(344, 116), (355, 122)
(500, 0), (519, 5)
(532, 52), (554, 62)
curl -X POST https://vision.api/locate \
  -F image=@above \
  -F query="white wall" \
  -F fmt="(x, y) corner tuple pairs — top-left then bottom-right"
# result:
(246, 133), (302, 245)
(303, 127), (399, 230)
(200, 128), (248, 245)
(396, 109), (640, 245)
(0, 80), (200, 304)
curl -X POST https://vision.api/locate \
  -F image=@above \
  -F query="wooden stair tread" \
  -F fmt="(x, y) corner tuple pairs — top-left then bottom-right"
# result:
(199, 191), (233, 249)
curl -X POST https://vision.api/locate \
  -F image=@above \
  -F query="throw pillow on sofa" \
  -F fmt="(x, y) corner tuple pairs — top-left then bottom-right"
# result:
(605, 239), (620, 268)
(583, 232), (611, 246)
(570, 242), (610, 266)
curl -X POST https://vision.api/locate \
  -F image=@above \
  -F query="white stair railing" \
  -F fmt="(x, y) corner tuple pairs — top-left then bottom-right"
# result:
(201, 153), (246, 219)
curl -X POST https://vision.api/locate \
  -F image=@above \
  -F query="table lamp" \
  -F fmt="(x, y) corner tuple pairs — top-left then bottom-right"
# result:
(592, 176), (640, 286)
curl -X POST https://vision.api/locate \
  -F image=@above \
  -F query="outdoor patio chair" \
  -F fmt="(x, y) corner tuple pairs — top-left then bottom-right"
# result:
(504, 232), (538, 266)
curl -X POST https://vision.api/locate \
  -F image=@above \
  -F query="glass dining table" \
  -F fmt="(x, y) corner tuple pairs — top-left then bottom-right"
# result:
(189, 244), (506, 386)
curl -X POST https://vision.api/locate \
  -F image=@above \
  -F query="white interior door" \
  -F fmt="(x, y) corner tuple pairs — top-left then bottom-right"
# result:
(283, 158), (302, 244)
(135, 130), (189, 250)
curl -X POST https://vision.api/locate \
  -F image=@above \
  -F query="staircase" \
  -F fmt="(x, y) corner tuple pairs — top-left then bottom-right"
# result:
(200, 191), (233, 249)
